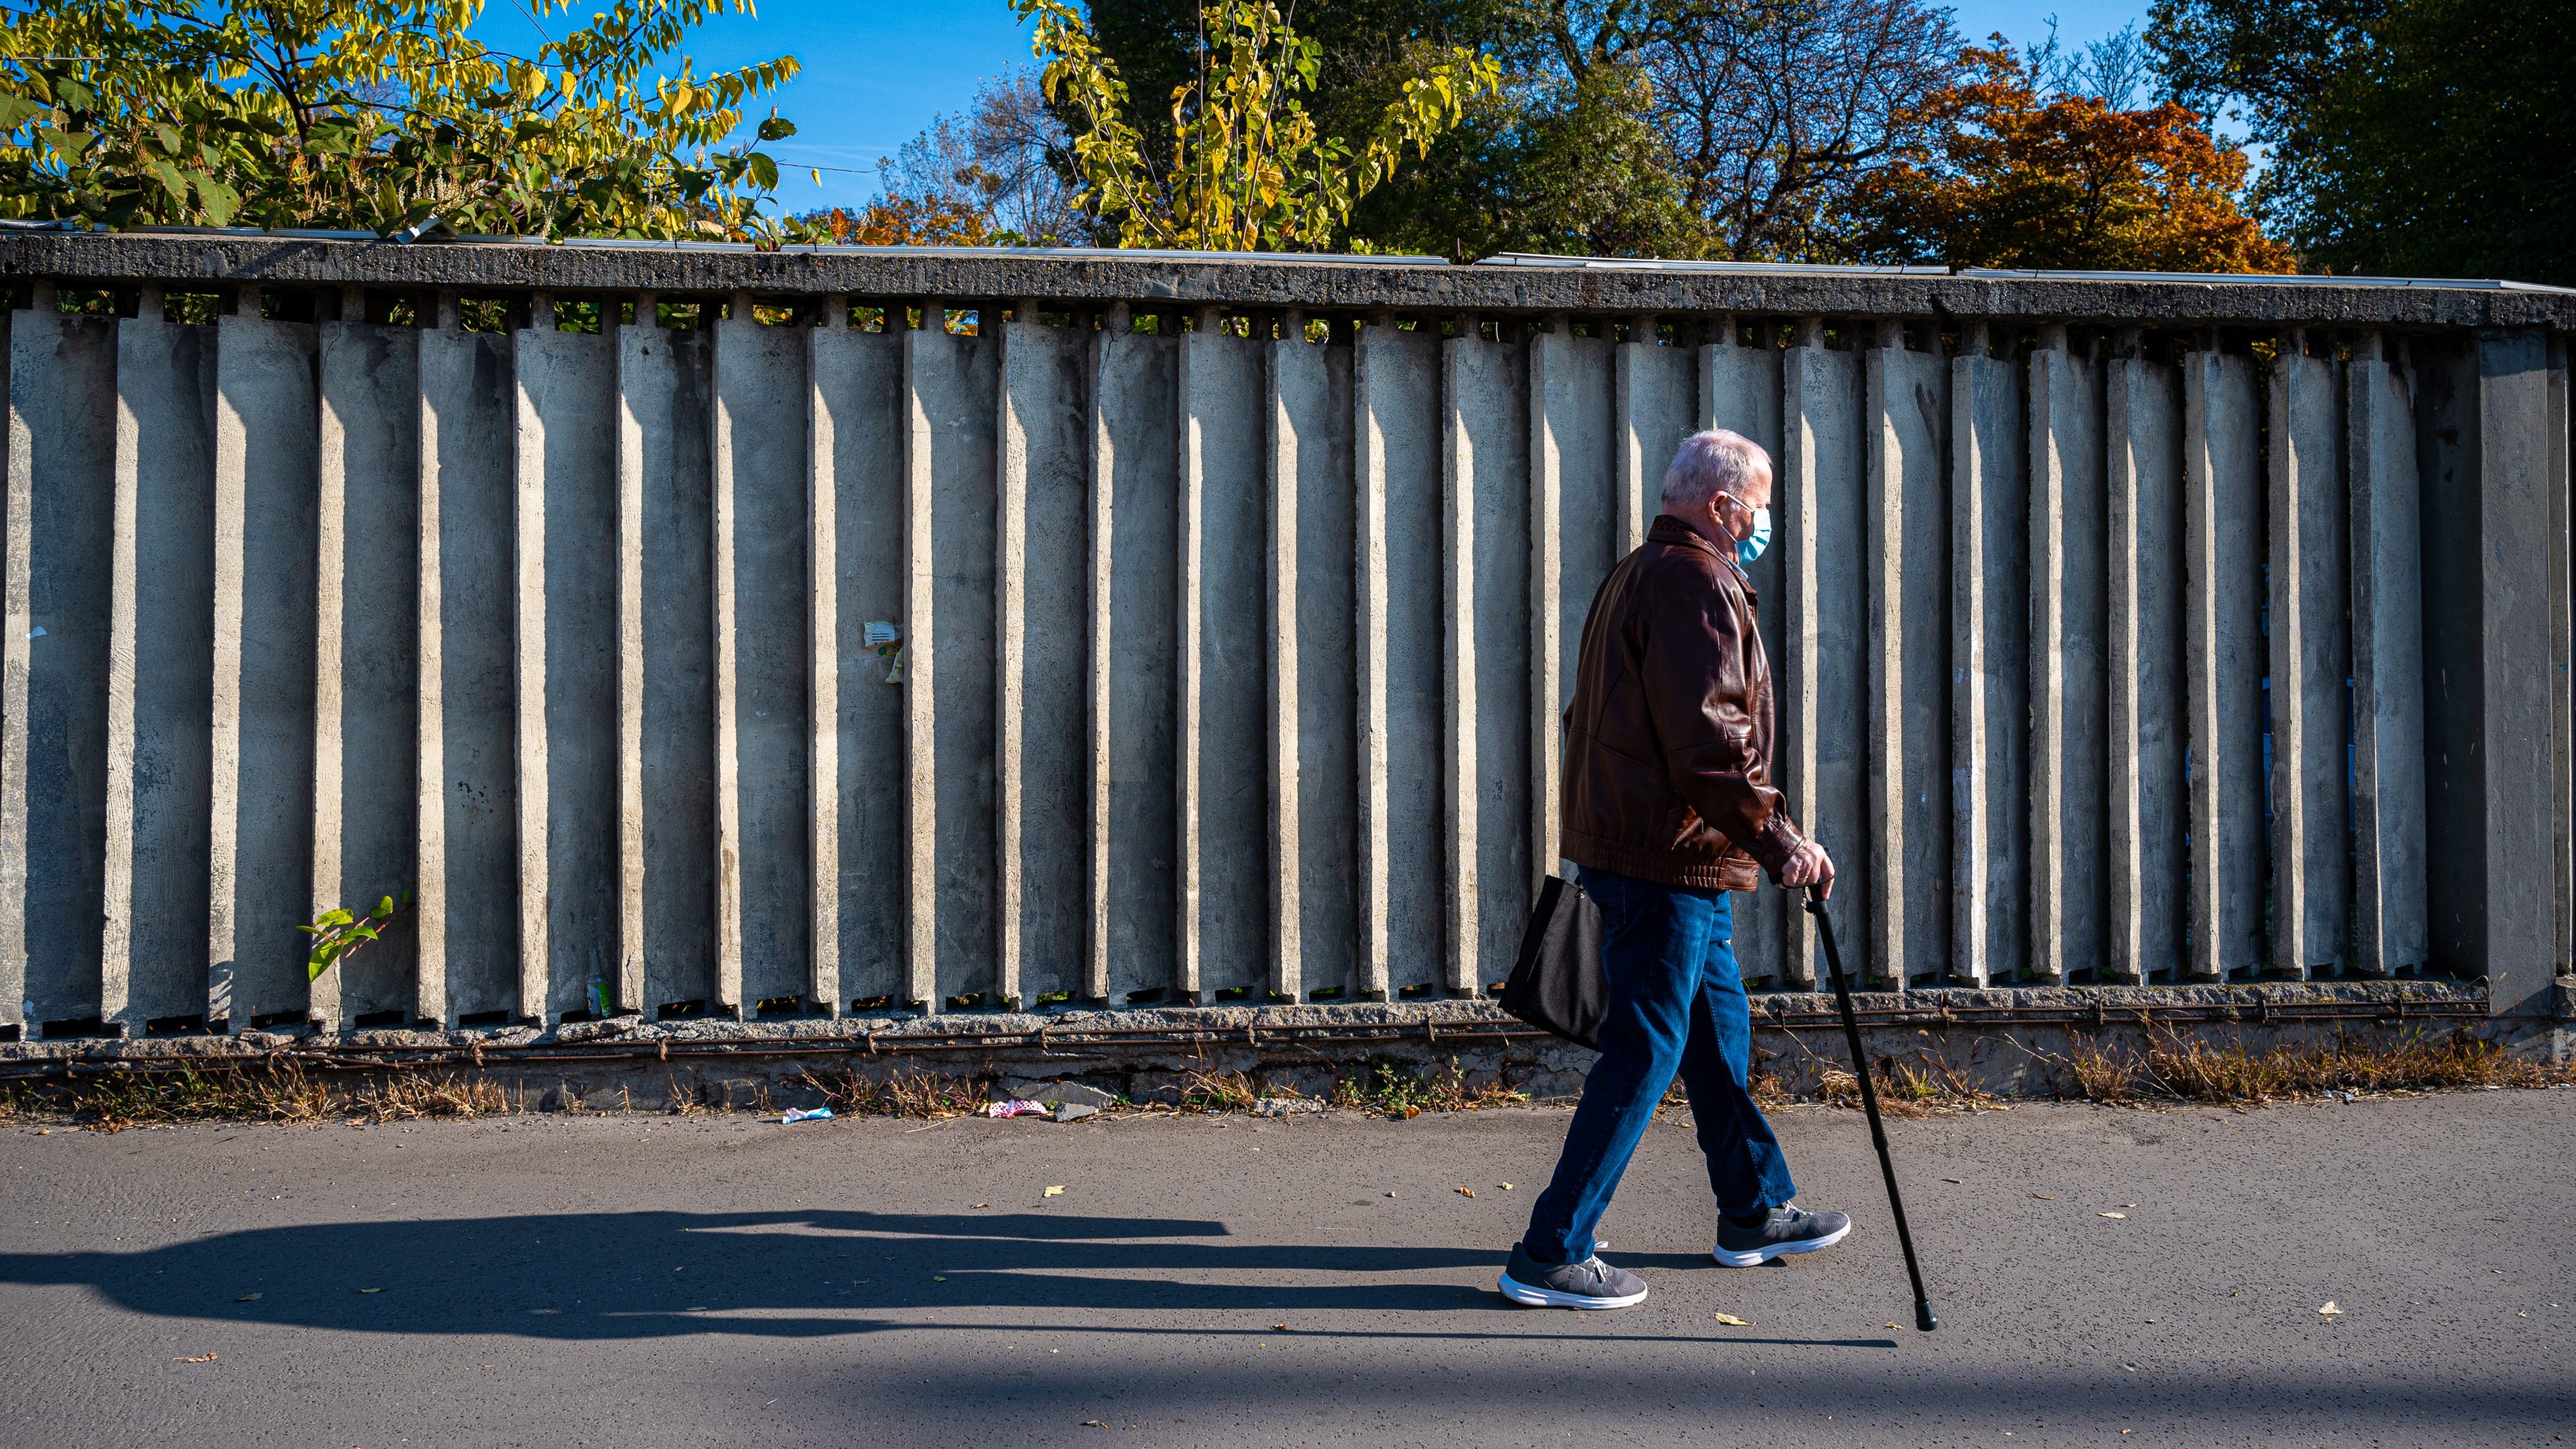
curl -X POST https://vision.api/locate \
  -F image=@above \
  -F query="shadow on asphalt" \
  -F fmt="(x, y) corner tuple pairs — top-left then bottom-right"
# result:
(0, 1209), (1894, 1347)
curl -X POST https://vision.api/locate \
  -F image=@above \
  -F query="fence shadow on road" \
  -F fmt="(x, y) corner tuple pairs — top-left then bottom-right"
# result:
(0, 1208), (1888, 1347)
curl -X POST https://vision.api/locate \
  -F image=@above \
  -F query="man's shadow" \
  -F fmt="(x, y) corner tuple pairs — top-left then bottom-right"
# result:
(0, 1209), (1891, 1347)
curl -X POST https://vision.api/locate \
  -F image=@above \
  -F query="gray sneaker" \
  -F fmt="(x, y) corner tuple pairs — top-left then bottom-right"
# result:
(1498, 1242), (1649, 1309)
(1713, 1203), (1852, 1267)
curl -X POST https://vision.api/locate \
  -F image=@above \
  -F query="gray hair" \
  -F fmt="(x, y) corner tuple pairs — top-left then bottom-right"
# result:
(1660, 429), (1770, 512)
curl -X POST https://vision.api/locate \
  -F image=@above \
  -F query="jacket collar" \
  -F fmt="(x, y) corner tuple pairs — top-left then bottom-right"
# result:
(1648, 512), (1748, 584)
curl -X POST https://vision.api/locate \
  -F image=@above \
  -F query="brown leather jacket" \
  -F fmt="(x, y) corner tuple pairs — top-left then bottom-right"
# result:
(1560, 513), (1805, 891)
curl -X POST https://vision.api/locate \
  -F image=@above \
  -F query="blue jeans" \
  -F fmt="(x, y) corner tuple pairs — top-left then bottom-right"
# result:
(1521, 866), (1799, 1264)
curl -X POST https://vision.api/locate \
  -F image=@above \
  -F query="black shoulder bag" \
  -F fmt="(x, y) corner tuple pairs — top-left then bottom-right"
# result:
(1500, 874), (1607, 1050)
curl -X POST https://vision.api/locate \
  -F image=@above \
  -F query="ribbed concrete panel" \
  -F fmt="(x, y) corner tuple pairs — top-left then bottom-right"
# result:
(1446, 331), (1532, 992)
(517, 323), (619, 1021)
(2268, 345), (2350, 978)
(2347, 340), (2428, 976)
(1616, 331), (1696, 557)
(1529, 323), (1614, 895)
(1950, 342), (2028, 987)
(211, 312), (318, 1027)
(313, 318), (418, 1026)
(2029, 334), (2105, 985)
(3, 305), (115, 1031)
(618, 318), (715, 1017)
(1269, 329), (1356, 1000)
(1702, 334), (1787, 984)
(810, 324), (904, 1010)
(1863, 338), (1950, 984)
(1090, 322), (1177, 1003)
(1177, 322), (1271, 1001)
(2182, 346), (2265, 978)
(2105, 350), (2185, 984)
(904, 320), (998, 1007)
(997, 316), (1091, 1007)
(714, 305), (812, 1013)
(103, 308), (214, 1031)
(416, 322), (520, 1025)
(1778, 329), (1865, 987)
(1356, 323), (1446, 996)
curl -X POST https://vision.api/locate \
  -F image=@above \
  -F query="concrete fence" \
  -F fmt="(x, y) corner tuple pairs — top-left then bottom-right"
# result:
(1, 233), (2570, 1042)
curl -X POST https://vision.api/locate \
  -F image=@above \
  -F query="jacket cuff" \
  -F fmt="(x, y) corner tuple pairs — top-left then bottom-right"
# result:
(1750, 815), (1805, 877)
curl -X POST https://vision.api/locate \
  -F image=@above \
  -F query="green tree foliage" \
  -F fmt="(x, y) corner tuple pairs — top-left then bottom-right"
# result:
(0, 0), (801, 240)
(1011, 0), (1498, 250)
(2149, 0), (2575, 283)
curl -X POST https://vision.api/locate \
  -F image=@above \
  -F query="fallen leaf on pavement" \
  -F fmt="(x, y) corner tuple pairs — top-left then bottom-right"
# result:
(971, 1203), (989, 1209)
(1500, 1183), (1513, 1191)
(932, 1276), (948, 1283)
(2032, 1193), (2055, 1200)
(2100, 1212), (2127, 1219)
(1713, 1313), (1753, 1326)
(233, 1294), (261, 1303)
(177, 1353), (217, 1363)
(1456, 1187), (1475, 1198)
(1271, 1324), (1287, 1331)
(1083, 1421), (1108, 1429)
(1044, 1186), (1066, 1198)
(356, 1287), (384, 1294)
(2319, 1301), (2343, 1317)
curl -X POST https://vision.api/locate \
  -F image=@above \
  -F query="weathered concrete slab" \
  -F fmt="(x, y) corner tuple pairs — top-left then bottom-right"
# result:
(1779, 324), (1866, 987)
(618, 314), (716, 1018)
(2347, 336), (2428, 977)
(416, 317), (521, 1026)
(1445, 328), (1531, 993)
(2268, 340), (2350, 979)
(517, 320), (620, 1021)
(1356, 321), (1446, 997)
(808, 318), (904, 1011)
(211, 310), (319, 1028)
(313, 314), (418, 1026)
(2183, 343), (2266, 980)
(2028, 331), (2105, 985)
(3, 304), (115, 1033)
(1089, 318), (1177, 1004)
(714, 300), (813, 1015)
(1949, 334), (2027, 987)
(902, 317), (998, 1010)
(1268, 325), (1357, 1001)
(2105, 346), (2185, 984)
(1178, 317), (1270, 1001)
(102, 304), (214, 1033)
(992, 314), (1090, 1008)
(1864, 333), (1949, 985)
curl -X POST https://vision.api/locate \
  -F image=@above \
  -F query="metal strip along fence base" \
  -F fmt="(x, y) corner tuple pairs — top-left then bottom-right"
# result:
(0, 235), (2571, 1048)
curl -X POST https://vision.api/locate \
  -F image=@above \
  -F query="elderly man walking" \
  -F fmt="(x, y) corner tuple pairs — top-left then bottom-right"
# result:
(1500, 428), (1846, 1310)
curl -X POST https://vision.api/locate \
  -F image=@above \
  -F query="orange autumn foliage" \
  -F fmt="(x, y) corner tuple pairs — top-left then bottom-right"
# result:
(1853, 42), (2294, 273)
(807, 194), (994, 246)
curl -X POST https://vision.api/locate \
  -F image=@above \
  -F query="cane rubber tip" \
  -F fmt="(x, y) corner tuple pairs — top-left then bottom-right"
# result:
(1915, 1301), (1940, 1332)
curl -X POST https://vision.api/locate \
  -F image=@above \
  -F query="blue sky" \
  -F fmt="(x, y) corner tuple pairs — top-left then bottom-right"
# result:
(476, 1), (2158, 215)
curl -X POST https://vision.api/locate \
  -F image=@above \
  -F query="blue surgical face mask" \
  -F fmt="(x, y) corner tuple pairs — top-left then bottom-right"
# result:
(1736, 505), (1772, 568)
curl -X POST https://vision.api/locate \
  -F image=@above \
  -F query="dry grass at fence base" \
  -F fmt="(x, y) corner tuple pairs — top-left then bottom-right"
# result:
(2054, 1029), (2571, 1105)
(797, 1065), (989, 1120)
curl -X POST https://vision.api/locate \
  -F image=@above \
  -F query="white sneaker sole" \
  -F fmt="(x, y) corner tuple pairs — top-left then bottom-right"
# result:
(1497, 1271), (1649, 1309)
(1711, 1219), (1851, 1267)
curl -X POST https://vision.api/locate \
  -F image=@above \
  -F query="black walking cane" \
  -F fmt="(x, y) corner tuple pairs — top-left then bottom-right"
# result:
(1805, 884), (1939, 1332)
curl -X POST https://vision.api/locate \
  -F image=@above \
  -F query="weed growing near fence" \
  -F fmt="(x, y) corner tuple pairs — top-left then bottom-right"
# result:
(1332, 1056), (1531, 1118)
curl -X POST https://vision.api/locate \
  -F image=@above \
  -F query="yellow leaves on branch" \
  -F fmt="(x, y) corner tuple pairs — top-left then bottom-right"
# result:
(1010, 0), (1497, 253)
(1853, 41), (2295, 273)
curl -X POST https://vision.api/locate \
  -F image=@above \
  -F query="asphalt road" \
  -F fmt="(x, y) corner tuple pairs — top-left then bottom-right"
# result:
(1, 1090), (2568, 1448)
